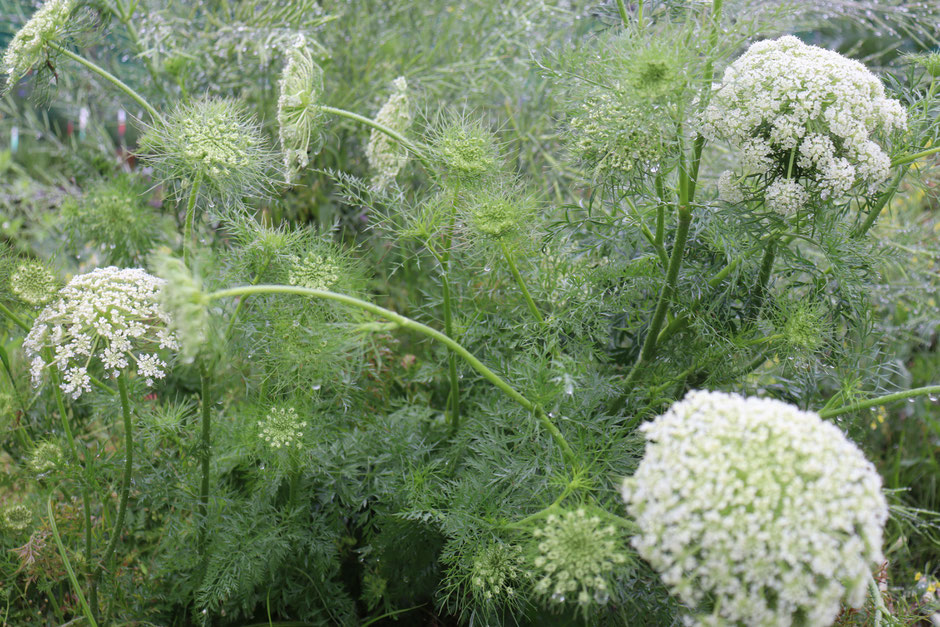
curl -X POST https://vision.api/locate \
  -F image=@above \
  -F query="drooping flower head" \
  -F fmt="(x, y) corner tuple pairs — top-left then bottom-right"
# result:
(623, 390), (888, 626)
(139, 98), (276, 203)
(701, 36), (907, 214)
(258, 406), (307, 450)
(2, 0), (76, 92)
(277, 35), (325, 182)
(366, 76), (413, 191)
(24, 267), (179, 399)
(10, 261), (57, 306)
(531, 508), (628, 608)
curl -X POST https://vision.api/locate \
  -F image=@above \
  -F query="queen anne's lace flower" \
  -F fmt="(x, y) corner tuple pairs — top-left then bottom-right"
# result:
(288, 252), (340, 291)
(701, 36), (906, 213)
(532, 508), (627, 607)
(764, 178), (808, 215)
(366, 77), (412, 191)
(2, 0), (75, 91)
(258, 406), (307, 450)
(277, 35), (325, 182)
(28, 441), (63, 474)
(23, 267), (179, 398)
(3, 504), (32, 531)
(622, 390), (887, 627)
(10, 261), (57, 306)
(469, 542), (524, 602)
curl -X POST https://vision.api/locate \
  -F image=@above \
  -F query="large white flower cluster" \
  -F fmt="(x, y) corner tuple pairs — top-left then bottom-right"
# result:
(2, 0), (75, 91)
(622, 390), (887, 627)
(701, 36), (906, 214)
(24, 267), (179, 399)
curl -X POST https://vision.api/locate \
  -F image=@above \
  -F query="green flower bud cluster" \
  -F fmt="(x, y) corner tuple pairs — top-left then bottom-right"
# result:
(140, 98), (275, 202)
(278, 35), (325, 182)
(1, 0), (75, 92)
(3, 504), (32, 531)
(469, 542), (524, 602)
(366, 77), (413, 191)
(908, 51), (940, 78)
(258, 406), (307, 450)
(532, 508), (626, 607)
(464, 185), (534, 242)
(288, 252), (341, 291)
(432, 119), (500, 186)
(10, 261), (57, 306)
(28, 442), (63, 474)
(779, 299), (828, 355)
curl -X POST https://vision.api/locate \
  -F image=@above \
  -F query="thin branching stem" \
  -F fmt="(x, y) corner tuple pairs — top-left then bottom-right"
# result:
(819, 385), (940, 419)
(207, 285), (578, 468)
(852, 168), (907, 238)
(197, 362), (212, 582)
(47, 42), (161, 122)
(891, 144), (940, 167)
(500, 241), (545, 327)
(316, 105), (433, 172)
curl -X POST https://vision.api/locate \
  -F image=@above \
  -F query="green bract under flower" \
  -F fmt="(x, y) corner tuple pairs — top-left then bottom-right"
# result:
(24, 267), (179, 398)
(531, 508), (627, 607)
(140, 98), (275, 202)
(623, 390), (887, 626)
(277, 35), (325, 183)
(1, 0), (75, 92)
(366, 77), (413, 191)
(258, 406), (307, 450)
(464, 185), (534, 242)
(10, 261), (57, 306)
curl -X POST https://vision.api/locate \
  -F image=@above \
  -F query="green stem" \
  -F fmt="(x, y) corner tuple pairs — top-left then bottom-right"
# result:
(868, 572), (888, 627)
(93, 375), (135, 598)
(207, 285), (577, 468)
(0, 301), (28, 331)
(748, 237), (777, 319)
(316, 105), (432, 171)
(891, 144), (940, 167)
(183, 175), (202, 266)
(819, 385), (940, 419)
(441, 188), (460, 435)
(47, 42), (161, 122)
(197, 363), (212, 578)
(615, 0), (629, 26)
(500, 242), (545, 327)
(687, 0), (723, 198)
(47, 498), (98, 627)
(852, 168), (906, 238)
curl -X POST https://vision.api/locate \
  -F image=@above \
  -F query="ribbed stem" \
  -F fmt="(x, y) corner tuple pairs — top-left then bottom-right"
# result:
(501, 242), (545, 327)
(197, 363), (212, 577)
(441, 187), (460, 434)
(819, 385), (940, 419)
(208, 285), (578, 468)
(47, 42), (161, 122)
(183, 175), (202, 266)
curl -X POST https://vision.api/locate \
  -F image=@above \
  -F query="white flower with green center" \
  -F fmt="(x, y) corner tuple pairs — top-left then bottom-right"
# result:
(258, 407), (307, 450)
(623, 390), (887, 626)
(532, 508), (627, 607)
(277, 35), (325, 182)
(23, 267), (179, 398)
(366, 77), (413, 191)
(140, 98), (275, 202)
(701, 36), (907, 213)
(1, 0), (75, 92)
(10, 261), (57, 306)
(288, 252), (340, 291)
(3, 504), (32, 531)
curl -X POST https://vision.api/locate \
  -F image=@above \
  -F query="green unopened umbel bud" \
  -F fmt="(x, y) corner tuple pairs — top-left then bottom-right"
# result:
(151, 253), (210, 363)
(278, 35), (325, 183)
(28, 441), (63, 474)
(464, 185), (534, 242)
(469, 542), (524, 602)
(432, 118), (500, 186)
(139, 98), (276, 203)
(1, 0), (75, 92)
(908, 51), (940, 78)
(366, 77), (413, 191)
(3, 504), (32, 531)
(288, 252), (341, 291)
(10, 261), (57, 306)
(258, 406), (306, 450)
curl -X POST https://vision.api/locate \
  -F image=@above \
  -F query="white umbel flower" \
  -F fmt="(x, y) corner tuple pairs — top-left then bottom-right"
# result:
(622, 390), (887, 627)
(765, 178), (808, 215)
(23, 267), (179, 398)
(701, 36), (906, 211)
(2, 0), (75, 91)
(366, 77), (413, 191)
(277, 35), (325, 183)
(258, 406), (307, 450)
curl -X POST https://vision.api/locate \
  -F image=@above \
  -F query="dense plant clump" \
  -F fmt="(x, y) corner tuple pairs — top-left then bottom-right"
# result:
(1, 0), (940, 625)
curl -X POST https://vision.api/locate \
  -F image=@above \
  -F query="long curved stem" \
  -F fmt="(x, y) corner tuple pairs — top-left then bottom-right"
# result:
(207, 285), (577, 467)
(48, 497), (98, 627)
(819, 385), (940, 419)
(197, 362), (212, 581)
(441, 187), (461, 434)
(93, 375), (135, 601)
(891, 144), (940, 167)
(47, 42), (161, 122)
(501, 242), (545, 327)
(316, 105), (432, 171)
(183, 175), (203, 266)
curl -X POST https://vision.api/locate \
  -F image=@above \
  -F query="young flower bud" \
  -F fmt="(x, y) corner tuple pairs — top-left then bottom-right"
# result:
(430, 117), (501, 186)
(28, 441), (63, 474)
(366, 77), (413, 191)
(288, 252), (341, 291)
(277, 35), (326, 183)
(258, 406), (307, 450)
(462, 184), (535, 243)
(1, 0), (75, 93)
(10, 261), (57, 306)
(3, 504), (32, 531)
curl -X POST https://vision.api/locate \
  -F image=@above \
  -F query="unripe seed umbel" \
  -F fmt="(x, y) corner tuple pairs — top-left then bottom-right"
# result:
(1, 0), (75, 92)
(366, 77), (413, 191)
(10, 261), (57, 306)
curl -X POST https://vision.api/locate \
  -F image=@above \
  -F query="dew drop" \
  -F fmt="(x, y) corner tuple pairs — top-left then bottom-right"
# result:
(551, 592), (565, 603)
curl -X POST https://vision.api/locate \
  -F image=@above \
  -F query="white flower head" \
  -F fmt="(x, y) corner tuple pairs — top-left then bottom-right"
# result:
(23, 267), (179, 398)
(765, 178), (808, 215)
(622, 390), (888, 626)
(2, 0), (76, 92)
(258, 406), (307, 450)
(366, 76), (413, 192)
(701, 36), (907, 212)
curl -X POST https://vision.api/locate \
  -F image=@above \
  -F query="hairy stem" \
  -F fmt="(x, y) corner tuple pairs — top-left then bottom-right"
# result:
(501, 242), (545, 327)
(47, 42), (161, 122)
(615, 0), (629, 26)
(441, 187), (461, 434)
(183, 175), (203, 266)
(48, 497), (98, 627)
(747, 237), (777, 320)
(197, 362), (212, 579)
(208, 285), (577, 467)
(891, 144), (940, 167)
(819, 385), (940, 419)
(852, 168), (907, 238)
